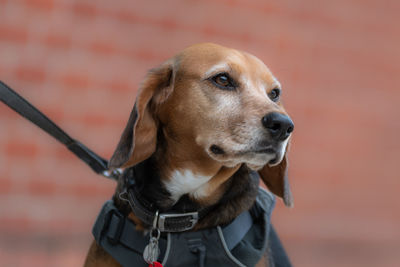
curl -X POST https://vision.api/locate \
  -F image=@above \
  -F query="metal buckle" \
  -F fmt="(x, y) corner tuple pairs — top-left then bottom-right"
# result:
(157, 212), (199, 232)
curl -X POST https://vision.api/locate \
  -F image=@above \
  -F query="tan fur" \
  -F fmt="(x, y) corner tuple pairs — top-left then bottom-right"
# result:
(84, 241), (120, 267)
(85, 43), (293, 266)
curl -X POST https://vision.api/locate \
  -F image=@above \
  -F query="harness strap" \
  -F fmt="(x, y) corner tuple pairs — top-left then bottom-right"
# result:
(0, 81), (119, 179)
(93, 200), (167, 256)
(222, 209), (253, 250)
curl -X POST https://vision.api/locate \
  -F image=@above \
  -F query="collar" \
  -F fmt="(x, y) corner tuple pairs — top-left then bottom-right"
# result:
(119, 166), (213, 232)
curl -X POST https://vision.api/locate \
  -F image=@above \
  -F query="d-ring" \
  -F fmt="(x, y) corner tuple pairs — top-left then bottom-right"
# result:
(152, 210), (159, 229)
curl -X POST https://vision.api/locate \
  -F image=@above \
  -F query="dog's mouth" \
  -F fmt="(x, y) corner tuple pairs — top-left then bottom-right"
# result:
(210, 144), (276, 156)
(254, 147), (280, 165)
(208, 143), (282, 167)
(254, 147), (275, 154)
(267, 156), (279, 166)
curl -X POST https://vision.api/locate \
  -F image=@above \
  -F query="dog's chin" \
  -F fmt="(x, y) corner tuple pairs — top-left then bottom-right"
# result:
(267, 150), (285, 167)
(207, 144), (284, 169)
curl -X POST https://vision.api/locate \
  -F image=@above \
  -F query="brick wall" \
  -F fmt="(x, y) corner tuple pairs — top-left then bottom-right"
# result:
(1, 0), (399, 266)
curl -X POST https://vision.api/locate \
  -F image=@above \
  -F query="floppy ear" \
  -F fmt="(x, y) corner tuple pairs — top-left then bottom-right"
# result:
(109, 63), (174, 169)
(258, 154), (293, 207)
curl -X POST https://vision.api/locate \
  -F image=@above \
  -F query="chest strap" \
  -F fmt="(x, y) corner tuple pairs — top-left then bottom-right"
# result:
(93, 200), (253, 265)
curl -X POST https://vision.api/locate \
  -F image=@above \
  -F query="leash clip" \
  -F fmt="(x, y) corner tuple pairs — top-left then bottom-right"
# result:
(102, 168), (122, 180)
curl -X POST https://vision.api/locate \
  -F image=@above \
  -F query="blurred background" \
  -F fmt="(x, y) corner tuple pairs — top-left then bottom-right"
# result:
(0, 0), (399, 266)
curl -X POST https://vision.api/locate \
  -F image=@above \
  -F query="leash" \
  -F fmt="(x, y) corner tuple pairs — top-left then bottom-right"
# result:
(0, 81), (121, 180)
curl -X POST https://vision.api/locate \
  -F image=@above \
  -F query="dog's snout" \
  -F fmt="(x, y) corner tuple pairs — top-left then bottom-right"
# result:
(262, 112), (294, 141)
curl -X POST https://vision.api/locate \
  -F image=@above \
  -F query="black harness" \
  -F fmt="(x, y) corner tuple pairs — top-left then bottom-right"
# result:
(93, 187), (274, 267)
(0, 81), (293, 267)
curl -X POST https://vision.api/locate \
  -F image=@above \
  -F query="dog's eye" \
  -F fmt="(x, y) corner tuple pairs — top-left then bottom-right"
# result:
(268, 88), (281, 102)
(211, 73), (236, 90)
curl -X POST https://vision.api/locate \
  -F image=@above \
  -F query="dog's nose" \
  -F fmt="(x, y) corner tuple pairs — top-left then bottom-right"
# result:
(262, 112), (294, 141)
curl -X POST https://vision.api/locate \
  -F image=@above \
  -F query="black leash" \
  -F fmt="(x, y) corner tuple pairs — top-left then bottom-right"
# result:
(0, 81), (120, 180)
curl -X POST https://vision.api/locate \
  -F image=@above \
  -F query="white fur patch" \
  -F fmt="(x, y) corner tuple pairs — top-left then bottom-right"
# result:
(164, 170), (212, 202)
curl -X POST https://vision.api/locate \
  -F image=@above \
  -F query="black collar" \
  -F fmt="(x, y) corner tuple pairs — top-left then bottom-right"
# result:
(119, 162), (214, 232)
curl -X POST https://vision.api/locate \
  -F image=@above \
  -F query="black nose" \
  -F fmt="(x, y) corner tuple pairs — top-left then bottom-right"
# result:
(262, 112), (294, 141)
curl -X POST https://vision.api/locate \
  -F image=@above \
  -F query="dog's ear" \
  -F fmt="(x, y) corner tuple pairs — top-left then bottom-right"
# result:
(258, 154), (293, 207)
(109, 62), (174, 169)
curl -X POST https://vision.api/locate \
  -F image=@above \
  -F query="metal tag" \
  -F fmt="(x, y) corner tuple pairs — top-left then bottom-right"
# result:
(143, 237), (160, 264)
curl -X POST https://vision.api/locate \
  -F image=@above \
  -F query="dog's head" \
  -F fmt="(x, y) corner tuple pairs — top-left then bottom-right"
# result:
(109, 43), (294, 207)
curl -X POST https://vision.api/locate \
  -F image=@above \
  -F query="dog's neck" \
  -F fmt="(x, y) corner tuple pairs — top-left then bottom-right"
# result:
(114, 132), (260, 229)
(151, 134), (242, 207)
(120, 156), (259, 230)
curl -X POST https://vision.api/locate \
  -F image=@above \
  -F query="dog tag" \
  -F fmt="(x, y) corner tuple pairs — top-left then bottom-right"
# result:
(143, 236), (160, 264)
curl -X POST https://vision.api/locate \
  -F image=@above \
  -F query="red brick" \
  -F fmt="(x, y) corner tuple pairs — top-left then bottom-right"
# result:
(65, 183), (102, 198)
(18, 252), (48, 267)
(71, 2), (98, 17)
(0, 217), (32, 232)
(216, 0), (237, 7)
(200, 25), (218, 37)
(113, 10), (139, 24)
(40, 107), (65, 122)
(107, 80), (133, 93)
(24, 0), (55, 11)
(0, 178), (12, 194)
(159, 17), (178, 31)
(15, 66), (46, 84)
(81, 114), (108, 127)
(47, 218), (80, 233)
(89, 41), (117, 56)
(5, 141), (39, 158)
(0, 25), (28, 44)
(59, 72), (90, 89)
(53, 146), (78, 161)
(238, 32), (252, 44)
(130, 48), (159, 61)
(27, 179), (57, 196)
(42, 33), (71, 49)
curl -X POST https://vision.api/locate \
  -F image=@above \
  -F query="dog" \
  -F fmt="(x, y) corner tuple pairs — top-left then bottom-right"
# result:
(84, 43), (294, 267)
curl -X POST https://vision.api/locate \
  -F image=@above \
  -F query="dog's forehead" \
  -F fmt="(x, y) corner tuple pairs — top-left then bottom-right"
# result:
(176, 43), (277, 85)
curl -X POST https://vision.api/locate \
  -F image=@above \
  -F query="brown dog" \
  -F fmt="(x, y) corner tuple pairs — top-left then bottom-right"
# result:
(84, 43), (294, 267)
